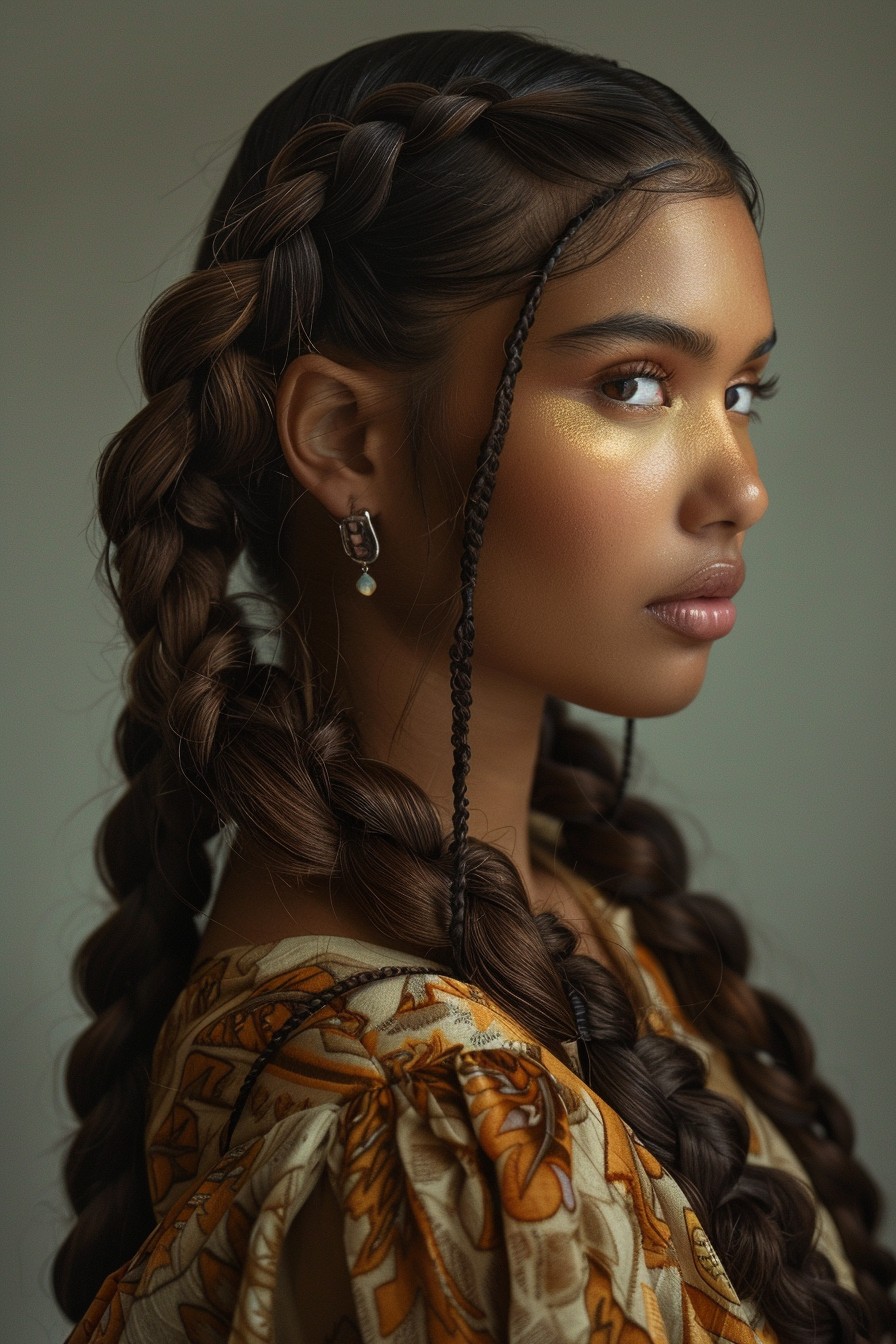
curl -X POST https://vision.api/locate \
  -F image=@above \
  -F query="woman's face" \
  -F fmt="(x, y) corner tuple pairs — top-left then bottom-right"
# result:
(420, 192), (774, 718)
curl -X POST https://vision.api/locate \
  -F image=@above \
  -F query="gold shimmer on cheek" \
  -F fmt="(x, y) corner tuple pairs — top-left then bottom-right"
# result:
(528, 391), (640, 462)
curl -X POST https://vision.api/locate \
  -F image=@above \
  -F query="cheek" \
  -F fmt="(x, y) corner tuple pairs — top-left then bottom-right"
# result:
(478, 394), (671, 624)
(468, 394), (712, 715)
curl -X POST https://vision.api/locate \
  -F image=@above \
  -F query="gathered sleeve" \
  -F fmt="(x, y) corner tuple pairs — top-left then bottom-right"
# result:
(67, 964), (780, 1344)
(67, 1046), (778, 1343)
(269, 1046), (778, 1344)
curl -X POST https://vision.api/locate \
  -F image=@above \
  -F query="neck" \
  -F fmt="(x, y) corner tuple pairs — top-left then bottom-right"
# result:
(310, 603), (550, 900)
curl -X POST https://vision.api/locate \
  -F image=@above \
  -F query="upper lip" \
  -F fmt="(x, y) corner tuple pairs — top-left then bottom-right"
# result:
(647, 557), (745, 605)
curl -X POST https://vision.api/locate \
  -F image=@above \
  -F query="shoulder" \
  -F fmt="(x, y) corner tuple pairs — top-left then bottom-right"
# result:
(119, 950), (775, 1344)
(149, 951), (590, 1194)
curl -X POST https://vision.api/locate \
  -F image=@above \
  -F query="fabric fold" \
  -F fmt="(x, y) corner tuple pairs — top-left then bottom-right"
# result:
(67, 833), (854, 1342)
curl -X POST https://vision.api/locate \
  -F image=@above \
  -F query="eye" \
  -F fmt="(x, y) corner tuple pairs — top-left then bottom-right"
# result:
(595, 363), (668, 410)
(725, 383), (757, 415)
(601, 374), (665, 407)
(726, 374), (779, 420)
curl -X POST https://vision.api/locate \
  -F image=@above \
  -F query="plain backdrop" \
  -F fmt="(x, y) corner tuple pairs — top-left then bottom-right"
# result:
(2, 1), (894, 1336)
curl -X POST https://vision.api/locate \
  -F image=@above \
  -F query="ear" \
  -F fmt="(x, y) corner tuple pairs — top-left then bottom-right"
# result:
(275, 352), (399, 521)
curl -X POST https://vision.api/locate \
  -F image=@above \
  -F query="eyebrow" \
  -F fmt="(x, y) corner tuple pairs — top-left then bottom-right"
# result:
(543, 311), (777, 363)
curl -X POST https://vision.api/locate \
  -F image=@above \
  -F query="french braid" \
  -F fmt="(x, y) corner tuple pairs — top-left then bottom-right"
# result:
(58, 72), (589, 1320)
(56, 28), (894, 1339)
(533, 694), (896, 1337)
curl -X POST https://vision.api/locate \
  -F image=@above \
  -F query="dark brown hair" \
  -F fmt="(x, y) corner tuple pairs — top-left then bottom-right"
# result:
(55, 28), (895, 1338)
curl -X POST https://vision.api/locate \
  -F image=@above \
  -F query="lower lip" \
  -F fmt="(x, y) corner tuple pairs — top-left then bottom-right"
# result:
(647, 598), (737, 640)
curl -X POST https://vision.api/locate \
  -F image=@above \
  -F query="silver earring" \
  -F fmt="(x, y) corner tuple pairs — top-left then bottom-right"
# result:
(338, 509), (380, 595)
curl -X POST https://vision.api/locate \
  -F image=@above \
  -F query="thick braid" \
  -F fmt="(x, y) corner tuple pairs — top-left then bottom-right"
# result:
(54, 267), (263, 1318)
(214, 82), (502, 256)
(54, 747), (212, 1321)
(532, 695), (896, 1338)
(57, 80), (608, 1317)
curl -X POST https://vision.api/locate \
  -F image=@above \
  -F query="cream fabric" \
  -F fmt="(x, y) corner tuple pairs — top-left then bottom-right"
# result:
(66, 819), (854, 1343)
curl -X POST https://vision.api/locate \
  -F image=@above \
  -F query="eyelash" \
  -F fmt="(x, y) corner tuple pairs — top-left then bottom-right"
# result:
(594, 359), (780, 422)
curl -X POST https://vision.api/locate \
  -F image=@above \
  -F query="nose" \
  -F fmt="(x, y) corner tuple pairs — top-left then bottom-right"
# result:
(678, 419), (769, 536)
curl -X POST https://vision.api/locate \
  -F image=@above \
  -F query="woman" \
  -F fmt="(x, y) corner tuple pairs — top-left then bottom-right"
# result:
(55, 28), (895, 1343)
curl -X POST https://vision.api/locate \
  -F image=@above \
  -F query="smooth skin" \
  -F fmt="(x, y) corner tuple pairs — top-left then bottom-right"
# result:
(197, 192), (774, 967)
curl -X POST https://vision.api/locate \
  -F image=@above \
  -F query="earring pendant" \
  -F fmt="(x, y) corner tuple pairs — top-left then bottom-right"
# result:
(338, 509), (379, 595)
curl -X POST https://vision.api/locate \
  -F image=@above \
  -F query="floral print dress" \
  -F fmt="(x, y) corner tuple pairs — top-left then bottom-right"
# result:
(67, 817), (855, 1343)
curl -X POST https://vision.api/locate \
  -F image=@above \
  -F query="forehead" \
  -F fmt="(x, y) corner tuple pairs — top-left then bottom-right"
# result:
(531, 193), (772, 345)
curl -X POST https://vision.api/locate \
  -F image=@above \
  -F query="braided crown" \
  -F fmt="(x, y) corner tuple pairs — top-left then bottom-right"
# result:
(195, 81), (512, 352)
(217, 80), (510, 254)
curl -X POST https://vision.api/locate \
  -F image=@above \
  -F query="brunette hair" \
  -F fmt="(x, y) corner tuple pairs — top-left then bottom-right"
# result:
(55, 28), (894, 1338)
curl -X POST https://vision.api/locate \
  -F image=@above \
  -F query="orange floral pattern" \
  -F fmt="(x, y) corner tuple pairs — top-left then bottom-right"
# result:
(65, 826), (855, 1343)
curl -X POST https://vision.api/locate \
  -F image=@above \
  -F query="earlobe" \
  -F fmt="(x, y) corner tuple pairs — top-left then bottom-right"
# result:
(275, 354), (385, 518)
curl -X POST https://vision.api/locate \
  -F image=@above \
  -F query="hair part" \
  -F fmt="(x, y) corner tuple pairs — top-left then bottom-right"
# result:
(56, 28), (894, 1338)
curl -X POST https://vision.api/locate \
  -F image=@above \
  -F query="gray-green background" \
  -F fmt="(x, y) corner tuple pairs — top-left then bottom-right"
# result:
(3, 1), (893, 1335)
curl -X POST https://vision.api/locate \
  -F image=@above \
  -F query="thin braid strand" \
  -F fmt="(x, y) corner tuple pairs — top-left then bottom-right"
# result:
(220, 963), (439, 1154)
(447, 180), (636, 977)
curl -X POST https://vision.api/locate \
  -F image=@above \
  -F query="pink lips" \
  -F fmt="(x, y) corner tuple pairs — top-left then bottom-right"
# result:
(646, 560), (745, 641)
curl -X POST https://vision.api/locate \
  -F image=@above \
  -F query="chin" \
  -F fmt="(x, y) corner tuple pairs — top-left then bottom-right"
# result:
(629, 681), (706, 718)
(638, 668), (711, 718)
(563, 658), (710, 720)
